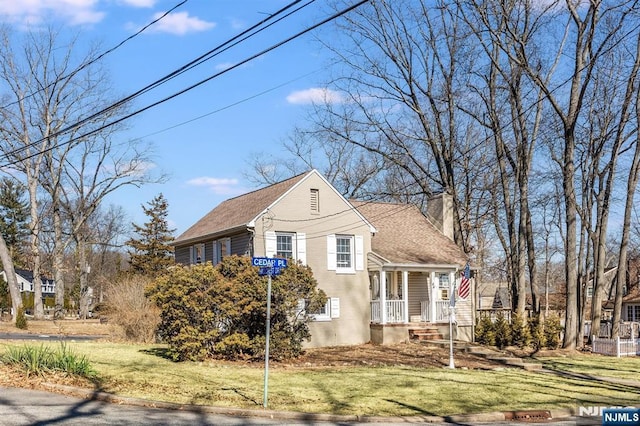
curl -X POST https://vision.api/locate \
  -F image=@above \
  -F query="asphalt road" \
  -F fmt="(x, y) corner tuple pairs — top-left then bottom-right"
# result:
(0, 386), (290, 425)
(0, 333), (101, 341)
(0, 386), (600, 426)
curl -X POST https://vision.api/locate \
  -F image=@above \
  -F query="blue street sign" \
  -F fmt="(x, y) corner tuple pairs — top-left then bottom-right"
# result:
(253, 257), (287, 276)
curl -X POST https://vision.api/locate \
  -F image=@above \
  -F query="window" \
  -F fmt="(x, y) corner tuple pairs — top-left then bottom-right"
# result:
(327, 234), (363, 272)
(336, 235), (353, 270)
(299, 297), (336, 321)
(213, 238), (230, 264)
(191, 243), (205, 264)
(438, 273), (450, 289)
(627, 305), (640, 322)
(310, 188), (320, 214)
(276, 233), (294, 259)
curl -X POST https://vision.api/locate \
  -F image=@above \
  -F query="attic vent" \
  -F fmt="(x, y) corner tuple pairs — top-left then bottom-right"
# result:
(310, 188), (319, 214)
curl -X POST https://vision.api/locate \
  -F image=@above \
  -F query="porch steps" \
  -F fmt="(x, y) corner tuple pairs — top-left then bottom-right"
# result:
(408, 325), (443, 341)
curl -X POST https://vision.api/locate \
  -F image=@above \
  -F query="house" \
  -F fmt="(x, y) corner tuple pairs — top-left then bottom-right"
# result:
(173, 170), (471, 347)
(0, 268), (56, 313)
(622, 288), (640, 322)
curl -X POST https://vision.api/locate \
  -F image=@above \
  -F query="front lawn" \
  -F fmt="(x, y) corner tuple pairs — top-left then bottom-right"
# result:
(1, 341), (639, 417)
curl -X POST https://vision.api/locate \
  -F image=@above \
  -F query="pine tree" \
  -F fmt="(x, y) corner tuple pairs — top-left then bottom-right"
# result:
(126, 194), (175, 277)
(0, 177), (29, 267)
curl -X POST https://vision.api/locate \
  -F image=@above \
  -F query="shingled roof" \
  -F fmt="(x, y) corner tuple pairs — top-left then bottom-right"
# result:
(351, 200), (467, 266)
(174, 172), (307, 244)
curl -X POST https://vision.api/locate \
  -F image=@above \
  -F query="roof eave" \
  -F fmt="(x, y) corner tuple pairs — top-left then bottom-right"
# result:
(173, 224), (252, 246)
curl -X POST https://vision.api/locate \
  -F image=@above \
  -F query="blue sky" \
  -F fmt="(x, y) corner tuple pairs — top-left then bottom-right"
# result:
(0, 0), (342, 237)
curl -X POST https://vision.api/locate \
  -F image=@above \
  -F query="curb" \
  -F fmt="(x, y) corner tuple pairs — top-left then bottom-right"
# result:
(42, 383), (577, 424)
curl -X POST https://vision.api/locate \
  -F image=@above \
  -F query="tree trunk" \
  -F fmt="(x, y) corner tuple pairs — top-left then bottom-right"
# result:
(0, 232), (22, 321)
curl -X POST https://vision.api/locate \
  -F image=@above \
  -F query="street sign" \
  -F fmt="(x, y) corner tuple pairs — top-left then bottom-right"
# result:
(252, 257), (287, 276)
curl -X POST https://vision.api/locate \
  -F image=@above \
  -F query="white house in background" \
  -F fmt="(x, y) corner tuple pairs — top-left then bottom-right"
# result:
(173, 170), (473, 347)
(0, 268), (56, 295)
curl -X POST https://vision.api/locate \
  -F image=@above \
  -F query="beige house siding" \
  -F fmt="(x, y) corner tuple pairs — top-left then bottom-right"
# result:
(252, 172), (373, 347)
(407, 272), (429, 319)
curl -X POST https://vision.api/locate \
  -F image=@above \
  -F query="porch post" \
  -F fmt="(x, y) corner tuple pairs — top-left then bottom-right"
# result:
(380, 271), (387, 325)
(403, 271), (409, 324)
(430, 272), (437, 323)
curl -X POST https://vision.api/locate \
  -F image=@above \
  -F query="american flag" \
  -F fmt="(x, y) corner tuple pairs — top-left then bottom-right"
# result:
(458, 263), (471, 299)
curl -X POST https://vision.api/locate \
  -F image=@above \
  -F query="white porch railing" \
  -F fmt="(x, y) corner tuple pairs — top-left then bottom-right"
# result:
(371, 301), (381, 323)
(420, 301), (430, 322)
(370, 300), (406, 323)
(419, 300), (450, 322)
(435, 300), (450, 322)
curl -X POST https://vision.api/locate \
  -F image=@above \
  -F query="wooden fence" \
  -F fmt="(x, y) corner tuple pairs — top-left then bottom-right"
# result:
(592, 336), (640, 357)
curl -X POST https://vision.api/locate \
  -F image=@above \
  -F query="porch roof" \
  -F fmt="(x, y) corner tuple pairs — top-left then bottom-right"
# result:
(352, 200), (467, 267)
(623, 286), (640, 304)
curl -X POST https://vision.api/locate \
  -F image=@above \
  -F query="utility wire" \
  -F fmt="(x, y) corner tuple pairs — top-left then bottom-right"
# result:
(0, 0), (312, 162)
(0, 0), (371, 169)
(0, 0), (189, 111)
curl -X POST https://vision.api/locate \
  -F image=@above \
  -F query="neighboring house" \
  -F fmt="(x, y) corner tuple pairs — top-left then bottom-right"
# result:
(476, 282), (511, 320)
(622, 288), (640, 322)
(173, 170), (471, 347)
(0, 269), (56, 312)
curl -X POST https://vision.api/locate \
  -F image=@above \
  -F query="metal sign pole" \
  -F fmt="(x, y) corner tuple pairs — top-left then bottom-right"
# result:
(263, 272), (272, 408)
(448, 278), (456, 369)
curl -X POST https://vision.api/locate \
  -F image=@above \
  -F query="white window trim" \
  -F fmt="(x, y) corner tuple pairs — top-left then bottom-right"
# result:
(298, 298), (332, 322)
(335, 234), (355, 274)
(312, 299), (332, 321)
(191, 243), (205, 264)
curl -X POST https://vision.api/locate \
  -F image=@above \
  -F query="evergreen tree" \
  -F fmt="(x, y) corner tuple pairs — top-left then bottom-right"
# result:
(126, 194), (175, 277)
(0, 177), (28, 266)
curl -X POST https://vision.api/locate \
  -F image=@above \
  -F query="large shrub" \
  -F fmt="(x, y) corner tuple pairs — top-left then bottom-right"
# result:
(528, 315), (545, 350)
(544, 315), (563, 349)
(510, 313), (531, 349)
(475, 315), (495, 346)
(493, 312), (511, 349)
(148, 256), (326, 362)
(104, 275), (160, 343)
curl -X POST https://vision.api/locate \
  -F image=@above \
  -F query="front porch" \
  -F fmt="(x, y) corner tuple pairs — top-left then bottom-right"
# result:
(368, 268), (465, 345)
(370, 299), (452, 324)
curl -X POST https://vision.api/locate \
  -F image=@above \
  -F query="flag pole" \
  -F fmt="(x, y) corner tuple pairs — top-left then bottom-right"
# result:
(448, 274), (456, 369)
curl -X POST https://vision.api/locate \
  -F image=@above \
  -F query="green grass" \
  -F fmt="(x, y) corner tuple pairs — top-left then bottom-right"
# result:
(539, 354), (640, 380)
(1, 341), (639, 417)
(1, 342), (96, 378)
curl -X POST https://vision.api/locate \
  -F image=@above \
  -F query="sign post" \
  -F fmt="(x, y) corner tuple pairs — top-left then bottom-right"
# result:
(252, 257), (287, 408)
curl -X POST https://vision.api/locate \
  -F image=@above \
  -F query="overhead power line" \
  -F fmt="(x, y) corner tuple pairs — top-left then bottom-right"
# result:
(0, 0), (371, 169)
(0, 0), (190, 111)
(0, 0), (313, 163)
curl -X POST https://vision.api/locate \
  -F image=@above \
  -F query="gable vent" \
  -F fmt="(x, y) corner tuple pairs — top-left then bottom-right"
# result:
(310, 188), (320, 214)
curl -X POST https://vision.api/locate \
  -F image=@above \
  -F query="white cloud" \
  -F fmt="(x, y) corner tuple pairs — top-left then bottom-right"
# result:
(215, 62), (235, 71)
(145, 11), (215, 35)
(0, 0), (104, 26)
(187, 177), (240, 194)
(228, 18), (246, 30)
(118, 0), (155, 7)
(286, 88), (345, 105)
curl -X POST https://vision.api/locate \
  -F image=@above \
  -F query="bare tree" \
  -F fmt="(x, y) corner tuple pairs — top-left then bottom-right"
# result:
(0, 25), (162, 319)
